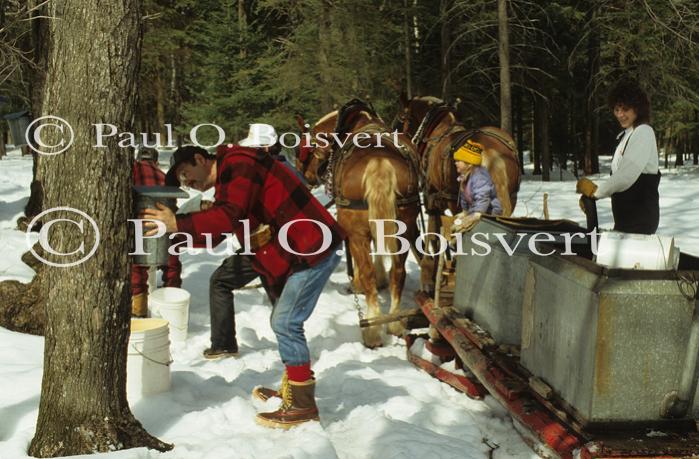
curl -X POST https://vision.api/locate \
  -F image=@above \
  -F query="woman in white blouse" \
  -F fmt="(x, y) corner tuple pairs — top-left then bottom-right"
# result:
(576, 80), (660, 234)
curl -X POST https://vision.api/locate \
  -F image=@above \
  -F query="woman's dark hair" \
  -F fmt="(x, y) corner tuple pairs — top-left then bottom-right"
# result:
(607, 78), (651, 126)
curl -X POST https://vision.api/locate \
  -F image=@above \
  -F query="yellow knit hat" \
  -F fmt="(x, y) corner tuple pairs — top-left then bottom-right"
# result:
(453, 139), (483, 165)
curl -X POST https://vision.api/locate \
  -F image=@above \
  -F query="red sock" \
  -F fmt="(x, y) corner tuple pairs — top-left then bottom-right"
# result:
(286, 363), (312, 382)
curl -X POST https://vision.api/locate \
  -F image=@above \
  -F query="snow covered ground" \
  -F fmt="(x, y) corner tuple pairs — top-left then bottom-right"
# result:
(1, 148), (698, 459)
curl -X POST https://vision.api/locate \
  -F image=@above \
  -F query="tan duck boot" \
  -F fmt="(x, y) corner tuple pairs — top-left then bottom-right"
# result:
(252, 371), (287, 402)
(252, 370), (316, 402)
(131, 293), (148, 318)
(255, 378), (319, 429)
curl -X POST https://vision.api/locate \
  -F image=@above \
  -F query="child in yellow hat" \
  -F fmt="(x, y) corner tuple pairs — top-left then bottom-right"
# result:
(453, 140), (503, 218)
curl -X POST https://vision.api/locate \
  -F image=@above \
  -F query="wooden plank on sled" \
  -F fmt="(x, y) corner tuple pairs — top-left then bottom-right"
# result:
(415, 290), (584, 458)
(405, 334), (487, 400)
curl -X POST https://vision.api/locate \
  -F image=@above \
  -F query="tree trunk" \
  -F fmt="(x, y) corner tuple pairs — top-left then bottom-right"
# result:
(535, 94), (550, 181)
(514, 88), (524, 173)
(318, 0), (333, 113)
(23, 0), (51, 222)
(439, 0), (451, 100)
(532, 103), (541, 175)
(674, 133), (683, 166)
(27, 0), (171, 456)
(694, 110), (699, 165)
(155, 67), (166, 139)
(497, 0), (512, 134)
(0, 126), (6, 158)
(403, 0), (412, 99)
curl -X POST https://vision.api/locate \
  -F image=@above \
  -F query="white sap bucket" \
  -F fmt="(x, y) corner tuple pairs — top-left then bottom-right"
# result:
(127, 318), (172, 398)
(596, 231), (680, 270)
(149, 287), (191, 342)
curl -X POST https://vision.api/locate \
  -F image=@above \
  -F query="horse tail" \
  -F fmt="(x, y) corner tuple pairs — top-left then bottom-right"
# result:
(362, 158), (398, 257)
(483, 149), (513, 217)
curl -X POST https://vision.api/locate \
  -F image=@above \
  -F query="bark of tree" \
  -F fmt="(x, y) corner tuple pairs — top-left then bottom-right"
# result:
(27, 0), (171, 456)
(534, 94), (550, 181)
(514, 88), (524, 173)
(23, 0), (51, 223)
(318, 0), (333, 113)
(0, 127), (6, 158)
(582, 2), (601, 175)
(497, 0), (512, 134)
(531, 103), (541, 175)
(0, 246), (46, 335)
(674, 134), (683, 166)
(694, 110), (698, 165)
(439, 0), (451, 100)
(156, 67), (166, 139)
(403, 0), (412, 99)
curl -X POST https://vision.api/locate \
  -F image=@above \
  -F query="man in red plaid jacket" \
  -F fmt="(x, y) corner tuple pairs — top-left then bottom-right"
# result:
(131, 148), (182, 317)
(144, 144), (345, 429)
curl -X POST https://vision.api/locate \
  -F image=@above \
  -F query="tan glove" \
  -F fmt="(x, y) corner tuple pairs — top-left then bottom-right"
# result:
(576, 177), (598, 198)
(450, 211), (481, 234)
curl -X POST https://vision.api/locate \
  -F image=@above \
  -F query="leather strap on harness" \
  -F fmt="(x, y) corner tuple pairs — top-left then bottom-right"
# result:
(330, 123), (421, 210)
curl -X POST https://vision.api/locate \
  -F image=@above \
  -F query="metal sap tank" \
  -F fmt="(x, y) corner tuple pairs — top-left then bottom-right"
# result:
(453, 216), (590, 346)
(133, 185), (189, 266)
(520, 250), (699, 426)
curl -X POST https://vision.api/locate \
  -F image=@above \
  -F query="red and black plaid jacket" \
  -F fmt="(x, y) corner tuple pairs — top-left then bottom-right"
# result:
(176, 145), (345, 296)
(133, 159), (166, 187)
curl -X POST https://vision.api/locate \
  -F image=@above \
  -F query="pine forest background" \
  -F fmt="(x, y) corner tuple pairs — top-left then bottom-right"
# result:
(2, 0), (699, 178)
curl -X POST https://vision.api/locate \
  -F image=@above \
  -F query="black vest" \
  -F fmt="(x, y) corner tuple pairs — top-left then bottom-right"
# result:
(611, 171), (660, 234)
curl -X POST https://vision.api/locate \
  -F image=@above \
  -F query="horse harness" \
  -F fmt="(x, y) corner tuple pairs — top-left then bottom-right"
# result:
(320, 122), (421, 210)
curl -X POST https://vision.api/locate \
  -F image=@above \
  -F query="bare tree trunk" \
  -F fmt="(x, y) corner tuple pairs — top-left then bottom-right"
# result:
(440, 0), (451, 100)
(675, 133), (684, 166)
(591, 106), (600, 173)
(497, 0), (512, 134)
(532, 103), (541, 175)
(535, 94), (550, 181)
(318, 0), (333, 113)
(694, 110), (698, 165)
(514, 88), (524, 173)
(27, 0), (171, 456)
(583, 3), (600, 175)
(0, 126), (6, 158)
(155, 67), (166, 139)
(403, 0), (412, 99)
(23, 0), (51, 223)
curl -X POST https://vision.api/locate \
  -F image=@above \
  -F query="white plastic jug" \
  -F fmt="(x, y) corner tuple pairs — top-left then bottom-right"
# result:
(149, 287), (191, 342)
(596, 231), (680, 270)
(127, 318), (172, 399)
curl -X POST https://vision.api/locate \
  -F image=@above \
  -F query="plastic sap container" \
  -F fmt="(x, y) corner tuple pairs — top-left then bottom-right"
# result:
(127, 318), (172, 399)
(149, 287), (191, 342)
(596, 231), (680, 270)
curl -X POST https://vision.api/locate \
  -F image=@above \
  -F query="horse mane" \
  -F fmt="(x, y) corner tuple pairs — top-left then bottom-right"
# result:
(482, 149), (513, 217)
(314, 110), (338, 128)
(416, 96), (444, 105)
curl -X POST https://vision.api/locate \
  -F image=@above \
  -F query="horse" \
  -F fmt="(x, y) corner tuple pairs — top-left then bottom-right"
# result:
(394, 95), (522, 292)
(297, 99), (421, 348)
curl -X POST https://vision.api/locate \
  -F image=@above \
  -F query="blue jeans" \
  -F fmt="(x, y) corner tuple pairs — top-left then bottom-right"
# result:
(270, 251), (341, 366)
